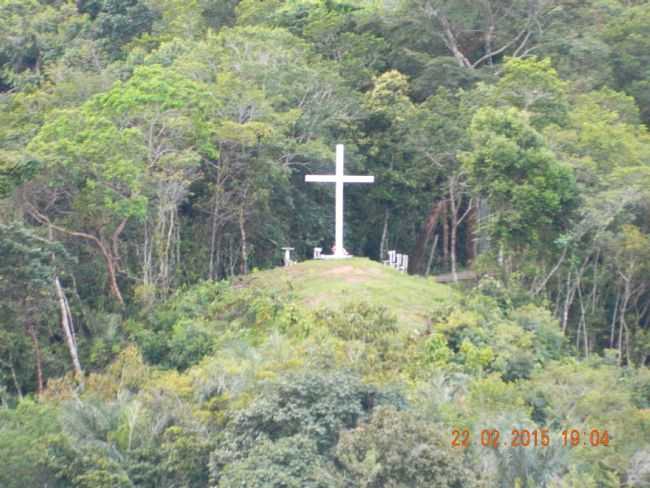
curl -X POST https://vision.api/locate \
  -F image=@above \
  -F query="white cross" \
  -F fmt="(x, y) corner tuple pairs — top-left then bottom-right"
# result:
(305, 144), (374, 258)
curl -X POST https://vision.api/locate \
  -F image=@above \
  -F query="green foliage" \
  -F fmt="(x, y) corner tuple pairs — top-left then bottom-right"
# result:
(88, 0), (159, 58)
(422, 332), (453, 366)
(336, 407), (474, 488)
(315, 302), (398, 343)
(493, 57), (569, 129)
(512, 304), (566, 363)
(336, 406), (476, 487)
(629, 367), (650, 409)
(0, 399), (63, 487)
(605, 2), (650, 125)
(463, 107), (577, 252)
(217, 435), (341, 488)
(215, 370), (384, 453)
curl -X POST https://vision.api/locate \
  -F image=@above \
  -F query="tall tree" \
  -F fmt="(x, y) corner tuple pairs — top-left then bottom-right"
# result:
(463, 107), (577, 271)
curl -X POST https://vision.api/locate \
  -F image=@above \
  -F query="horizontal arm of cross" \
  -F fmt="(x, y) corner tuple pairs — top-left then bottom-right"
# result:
(305, 175), (337, 182)
(342, 176), (374, 183)
(305, 175), (375, 183)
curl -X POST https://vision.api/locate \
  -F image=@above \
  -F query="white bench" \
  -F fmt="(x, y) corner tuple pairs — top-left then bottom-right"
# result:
(385, 250), (408, 273)
(400, 254), (409, 273)
(383, 250), (396, 267)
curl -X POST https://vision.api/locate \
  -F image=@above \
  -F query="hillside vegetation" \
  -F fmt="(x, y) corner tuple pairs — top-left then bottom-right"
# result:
(2, 265), (650, 486)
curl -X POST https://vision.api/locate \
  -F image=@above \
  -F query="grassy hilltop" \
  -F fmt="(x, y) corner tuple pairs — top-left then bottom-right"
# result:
(239, 258), (455, 331)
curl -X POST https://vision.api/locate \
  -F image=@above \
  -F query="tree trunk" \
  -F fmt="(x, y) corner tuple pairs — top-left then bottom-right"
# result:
(54, 277), (83, 384)
(590, 248), (600, 313)
(215, 234), (223, 280)
(104, 246), (124, 305)
(228, 236), (236, 277)
(577, 284), (589, 357)
(561, 269), (574, 334)
(610, 290), (620, 348)
(450, 215), (458, 282)
(618, 275), (632, 365)
(465, 200), (477, 264)
(379, 207), (389, 262)
(209, 193), (220, 280)
(426, 234), (439, 276)
(448, 181), (458, 282)
(0, 357), (22, 400)
(412, 200), (444, 274)
(436, 12), (472, 68)
(448, 180), (473, 282)
(10, 362), (22, 400)
(143, 219), (153, 287)
(239, 207), (248, 275)
(442, 202), (449, 272)
(24, 319), (44, 396)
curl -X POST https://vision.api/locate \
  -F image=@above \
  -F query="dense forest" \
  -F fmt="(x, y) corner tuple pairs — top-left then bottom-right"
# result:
(1, 0), (650, 486)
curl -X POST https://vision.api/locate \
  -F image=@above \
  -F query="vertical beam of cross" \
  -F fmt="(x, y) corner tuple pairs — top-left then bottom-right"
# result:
(305, 144), (375, 258)
(335, 144), (344, 256)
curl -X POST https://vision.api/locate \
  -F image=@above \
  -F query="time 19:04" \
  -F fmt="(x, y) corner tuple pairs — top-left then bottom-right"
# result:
(561, 429), (609, 447)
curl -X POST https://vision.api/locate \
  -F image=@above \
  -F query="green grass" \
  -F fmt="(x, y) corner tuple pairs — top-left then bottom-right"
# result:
(238, 258), (456, 332)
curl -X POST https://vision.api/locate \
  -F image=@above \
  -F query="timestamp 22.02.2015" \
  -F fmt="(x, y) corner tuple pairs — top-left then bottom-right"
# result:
(451, 428), (610, 449)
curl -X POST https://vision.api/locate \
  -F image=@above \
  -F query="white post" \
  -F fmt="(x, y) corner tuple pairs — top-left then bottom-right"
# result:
(282, 247), (294, 267)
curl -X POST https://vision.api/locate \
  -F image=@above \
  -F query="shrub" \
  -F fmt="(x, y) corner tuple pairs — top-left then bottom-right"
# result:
(315, 302), (398, 343)
(512, 304), (566, 363)
(216, 435), (341, 488)
(167, 319), (214, 370)
(422, 332), (453, 366)
(629, 368), (650, 409)
(209, 370), (399, 484)
(336, 406), (477, 487)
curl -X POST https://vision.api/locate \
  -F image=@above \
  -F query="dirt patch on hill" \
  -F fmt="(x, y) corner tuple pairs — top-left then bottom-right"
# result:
(322, 265), (381, 283)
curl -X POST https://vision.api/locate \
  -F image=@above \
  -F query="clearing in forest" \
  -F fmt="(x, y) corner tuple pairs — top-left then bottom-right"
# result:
(237, 258), (456, 331)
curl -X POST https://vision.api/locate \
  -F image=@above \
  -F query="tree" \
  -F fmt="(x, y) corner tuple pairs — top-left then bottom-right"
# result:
(605, 3), (650, 125)
(463, 107), (576, 268)
(210, 371), (389, 485)
(407, 87), (473, 276)
(217, 435), (342, 488)
(336, 406), (476, 487)
(399, 0), (570, 69)
(361, 70), (417, 262)
(91, 64), (212, 297)
(492, 57), (569, 129)
(0, 224), (62, 394)
(540, 88), (650, 351)
(24, 105), (147, 305)
(24, 64), (214, 302)
(86, 0), (159, 58)
(169, 25), (355, 272)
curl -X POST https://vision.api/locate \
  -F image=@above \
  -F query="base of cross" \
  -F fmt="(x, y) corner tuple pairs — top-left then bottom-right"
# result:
(313, 247), (352, 260)
(317, 254), (353, 260)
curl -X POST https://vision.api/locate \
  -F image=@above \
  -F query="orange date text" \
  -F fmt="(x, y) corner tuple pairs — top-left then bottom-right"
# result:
(451, 428), (609, 448)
